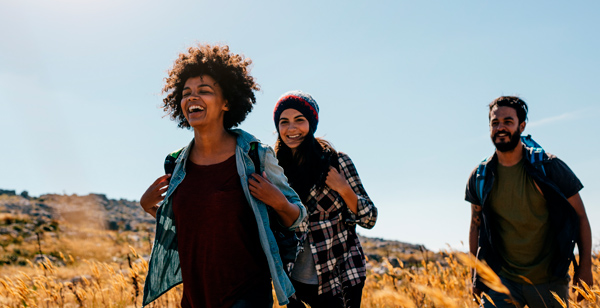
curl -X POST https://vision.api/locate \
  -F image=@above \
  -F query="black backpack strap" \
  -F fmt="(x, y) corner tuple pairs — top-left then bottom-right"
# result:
(248, 141), (300, 268)
(249, 142), (261, 173)
(164, 148), (184, 175)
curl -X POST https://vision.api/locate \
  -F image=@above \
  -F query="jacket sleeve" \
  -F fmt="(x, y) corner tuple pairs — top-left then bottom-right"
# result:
(263, 146), (307, 230)
(544, 156), (584, 199)
(338, 152), (377, 229)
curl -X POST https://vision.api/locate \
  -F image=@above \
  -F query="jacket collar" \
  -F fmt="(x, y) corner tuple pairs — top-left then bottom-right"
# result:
(230, 128), (260, 152)
(174, 129), (259, 165)
(175, 139), (195, 165)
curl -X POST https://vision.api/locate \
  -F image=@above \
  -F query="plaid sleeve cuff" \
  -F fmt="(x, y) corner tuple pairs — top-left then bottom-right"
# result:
(338, 153), (377, 229)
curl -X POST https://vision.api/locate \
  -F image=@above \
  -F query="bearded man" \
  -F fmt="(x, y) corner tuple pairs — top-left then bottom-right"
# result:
(465, 96), (592, 308)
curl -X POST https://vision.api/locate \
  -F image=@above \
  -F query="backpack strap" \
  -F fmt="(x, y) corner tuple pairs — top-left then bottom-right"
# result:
(249, 142), (261, 173)
(248, 141), (300, 267)
(521, 134), (546, 176)
(475, 134), (547, 203)
(475, 157), (491, 204)
(164, 148), (184, 175)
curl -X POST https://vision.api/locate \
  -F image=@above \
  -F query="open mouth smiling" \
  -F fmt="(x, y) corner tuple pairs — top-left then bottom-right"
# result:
(494, 132), (509, 138)
(187, 105), (205, 114)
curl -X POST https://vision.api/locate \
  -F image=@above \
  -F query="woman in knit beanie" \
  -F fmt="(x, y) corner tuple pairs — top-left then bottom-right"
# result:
(273, 90), (378, 308)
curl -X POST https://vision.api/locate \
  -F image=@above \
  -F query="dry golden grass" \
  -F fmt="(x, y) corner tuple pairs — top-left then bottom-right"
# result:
(1, 225), (600, 308)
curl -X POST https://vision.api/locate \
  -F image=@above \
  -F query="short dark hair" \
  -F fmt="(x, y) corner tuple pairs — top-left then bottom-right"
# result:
(488, 96), (528, 124)
(162, 44), (260, 129)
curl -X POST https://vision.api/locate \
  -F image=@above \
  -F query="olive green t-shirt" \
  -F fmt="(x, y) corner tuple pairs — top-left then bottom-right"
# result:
(490, 159), (554, 284)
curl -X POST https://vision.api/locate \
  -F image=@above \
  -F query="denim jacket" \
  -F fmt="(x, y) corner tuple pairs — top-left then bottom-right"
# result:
(142, 129), (307, 306)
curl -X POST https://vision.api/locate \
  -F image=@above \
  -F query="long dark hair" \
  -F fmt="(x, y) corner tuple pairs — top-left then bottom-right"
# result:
(275, 133), (338, 202)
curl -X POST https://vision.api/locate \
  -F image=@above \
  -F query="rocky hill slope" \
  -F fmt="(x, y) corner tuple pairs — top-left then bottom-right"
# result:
(0, 189), (154, 232)
(0, 188), (434, 268)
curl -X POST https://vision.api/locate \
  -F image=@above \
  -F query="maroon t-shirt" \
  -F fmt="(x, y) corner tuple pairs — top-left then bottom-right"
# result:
(172, 155), (271, 308)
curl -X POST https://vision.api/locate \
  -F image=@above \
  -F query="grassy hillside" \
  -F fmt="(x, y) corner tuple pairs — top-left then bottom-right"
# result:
(1, 190), (598, 307)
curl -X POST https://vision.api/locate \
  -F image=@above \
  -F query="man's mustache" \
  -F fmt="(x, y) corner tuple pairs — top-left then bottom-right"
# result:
(493, 131), (511, 139)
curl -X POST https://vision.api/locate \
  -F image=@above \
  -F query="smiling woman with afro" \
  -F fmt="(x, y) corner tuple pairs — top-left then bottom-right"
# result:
(162, 44), (260, 129)
(139, 43), (307, 308)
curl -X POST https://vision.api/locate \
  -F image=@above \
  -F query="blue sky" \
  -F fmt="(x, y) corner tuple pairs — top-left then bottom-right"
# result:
(1, 0), (599, 251)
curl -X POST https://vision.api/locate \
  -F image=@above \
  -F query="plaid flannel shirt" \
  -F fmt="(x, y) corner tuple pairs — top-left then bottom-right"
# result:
(295, 152), (377, 296)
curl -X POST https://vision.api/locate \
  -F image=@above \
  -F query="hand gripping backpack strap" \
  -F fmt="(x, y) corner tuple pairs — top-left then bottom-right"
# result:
(163, 143), (300, 270)
(249, 142), (300, 271)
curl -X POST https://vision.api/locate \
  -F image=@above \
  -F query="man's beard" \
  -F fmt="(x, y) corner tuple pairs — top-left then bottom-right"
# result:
(493, 130), (521, 152)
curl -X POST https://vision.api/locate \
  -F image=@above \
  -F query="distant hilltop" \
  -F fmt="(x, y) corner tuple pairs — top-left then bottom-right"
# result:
(0, 188), (433, 266)
(0, 189), (154, 232)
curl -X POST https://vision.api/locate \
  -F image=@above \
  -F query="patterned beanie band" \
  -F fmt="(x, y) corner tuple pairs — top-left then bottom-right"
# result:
(273, 90), (319, 133)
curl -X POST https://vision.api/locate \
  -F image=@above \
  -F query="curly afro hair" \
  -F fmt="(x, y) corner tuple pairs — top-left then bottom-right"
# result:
(162, 44), (260, 129)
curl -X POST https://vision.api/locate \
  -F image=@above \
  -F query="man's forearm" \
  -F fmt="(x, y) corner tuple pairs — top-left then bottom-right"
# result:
(470, 204), (482, 256)
(566, 194), (593, 269)
(578, 215), (593, 268)
(469, 223), (479, 256)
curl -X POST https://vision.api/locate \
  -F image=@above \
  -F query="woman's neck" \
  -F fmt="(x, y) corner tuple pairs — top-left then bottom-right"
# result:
(189, 126), (236, 165)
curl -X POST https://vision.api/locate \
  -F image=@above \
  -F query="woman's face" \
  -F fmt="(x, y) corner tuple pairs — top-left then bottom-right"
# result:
(180, 75), (228, 129)
(278, 108), (310, 154)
